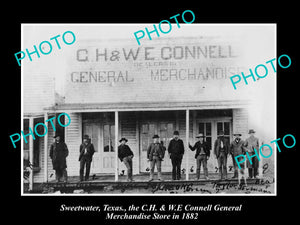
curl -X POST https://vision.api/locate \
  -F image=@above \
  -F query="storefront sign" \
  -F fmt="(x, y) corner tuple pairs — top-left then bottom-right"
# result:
(65, 37), (243, 104)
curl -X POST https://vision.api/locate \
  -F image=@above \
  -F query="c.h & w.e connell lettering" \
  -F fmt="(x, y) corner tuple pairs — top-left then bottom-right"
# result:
(76, 45), (236, 62)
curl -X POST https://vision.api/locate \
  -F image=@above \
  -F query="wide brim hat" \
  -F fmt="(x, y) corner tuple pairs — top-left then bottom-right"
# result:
(152, 134), (160, 139)
(248, 129), (256, 134)
(83, 134), (90, 140)
(196, 133), (205, 138)
(233, 133), (242, 136)
(53, 134), (61, 138)
(173, 130), (179, 135)
(119, 137), (128, 142)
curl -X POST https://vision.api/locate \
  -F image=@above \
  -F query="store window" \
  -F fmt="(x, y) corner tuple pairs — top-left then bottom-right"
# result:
(217, 121), (231, 143)
(103, 124), (115, 152)
(198, 122), (212, 150)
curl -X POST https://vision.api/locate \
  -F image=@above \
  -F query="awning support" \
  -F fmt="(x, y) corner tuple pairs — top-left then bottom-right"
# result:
(185, 109), (189, 181)
(29, 117), (34, 190)
(114, 111), (119, 181)
(44, 112), (48, 182)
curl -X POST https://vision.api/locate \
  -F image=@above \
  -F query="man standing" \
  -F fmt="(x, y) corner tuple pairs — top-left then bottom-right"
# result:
(118, 137), (134, 182)
(243, 129), (260, 178)
(168, 131), (184, 180)
(214, 130), (229, 180)
(50, 134), (69, 182)
(189, 133), (210, 180)
(230, 133), (245, 179)
(147, 134), (165, 181)
(79, 135), (95, 181)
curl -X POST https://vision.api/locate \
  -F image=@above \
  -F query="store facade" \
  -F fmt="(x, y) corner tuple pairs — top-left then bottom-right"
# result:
(34, 36), (252, 182)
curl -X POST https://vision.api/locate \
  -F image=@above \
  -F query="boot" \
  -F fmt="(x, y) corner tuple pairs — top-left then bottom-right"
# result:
(219, 167), (223, 180)
(232, 170), (238, 179)
(196, 169), (200, 180)
(248, 168), (253, 179)
(158, 172), (163, 181)
(223, 166), (227, 180)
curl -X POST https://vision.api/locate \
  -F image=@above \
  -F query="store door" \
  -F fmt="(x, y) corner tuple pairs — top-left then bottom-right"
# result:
(83, 123), (102, 174)
(140, 122), (174, 172)
(197, 119), (232, 172)
(101, 124), (116, 173)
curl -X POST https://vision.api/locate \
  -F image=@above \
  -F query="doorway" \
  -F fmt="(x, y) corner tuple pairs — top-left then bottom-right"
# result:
(139, 121), (175, 172)
(196, 118), (233, 172)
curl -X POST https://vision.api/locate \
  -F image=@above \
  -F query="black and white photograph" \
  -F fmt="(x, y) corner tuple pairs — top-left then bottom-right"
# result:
(4, 3), (299, 223)
(21, 24), (276, 195)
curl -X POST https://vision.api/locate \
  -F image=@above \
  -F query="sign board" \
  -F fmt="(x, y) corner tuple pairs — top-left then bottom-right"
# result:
(65, 37), (244, 104)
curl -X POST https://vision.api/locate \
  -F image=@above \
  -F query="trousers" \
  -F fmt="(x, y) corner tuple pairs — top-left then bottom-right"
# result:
(123, 156), (133, 180)
(171, 155), (182, 180)
(196, 154), (208, 178)
(232, 154), (245, 177)
(80, 157), (92, 181)
(55, 169), (68, 182)
(150, 156), (162, 179)
(248, 168), (259, 178)
(217, 151), (227, 179)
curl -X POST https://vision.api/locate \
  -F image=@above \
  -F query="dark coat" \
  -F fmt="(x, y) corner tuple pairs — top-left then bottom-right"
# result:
(168, 138), (184, 159)
(79, 143), (95, 162)
(243, 136), (259, 168)
(214, 137), (230, 158)
(50, 141), (69, 170)
(147, 143), (165, 161)
(189, 141), (210, 158)
(118, 144), (134, 162)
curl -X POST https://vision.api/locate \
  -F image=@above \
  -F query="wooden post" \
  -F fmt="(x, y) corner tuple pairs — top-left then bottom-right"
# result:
(44, 112), (48, 182)
(29, 117), (34, 191)
(114, 111), (119, 181)
(185, 109), (189, 180)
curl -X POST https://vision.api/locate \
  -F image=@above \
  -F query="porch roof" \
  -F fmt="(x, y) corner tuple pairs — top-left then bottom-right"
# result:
(44, 99), (250, 113)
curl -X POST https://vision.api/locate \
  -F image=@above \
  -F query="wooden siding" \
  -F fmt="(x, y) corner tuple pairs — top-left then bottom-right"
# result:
(65, 113), (82, 176)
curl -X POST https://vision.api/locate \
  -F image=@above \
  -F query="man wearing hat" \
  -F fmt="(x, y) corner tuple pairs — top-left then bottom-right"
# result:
(49, 134), (69, 182)
(147, 134), (165, 181)
(189, 133), (210, 180)
(214, 130), (230, 180)
(79, 135), (95, 181)
(118, 137), (134, 182)
(230, 133), (245, 179)
(168, 131), (185, 180)
(243, 129), (260, 178)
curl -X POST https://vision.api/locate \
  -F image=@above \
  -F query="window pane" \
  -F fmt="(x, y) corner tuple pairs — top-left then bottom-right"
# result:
(110, 125), (115, 152)
(160, 123), (167, 131)
(199, 123), (204, 134)
(141, 134), (149, 151)
(205, 137), (212, 150)
(149, 124), (155, 135)
(167, 123), (173, 136)
(103, 125), (110, 152)
(224, 122), (230, 135)
(206, 123), (211, 136)
(92, 137), (98, 152)
(142, 124), (148, 134)
(92, 126), (98, 152)
(160, 130), (167, 145)
(217, 122), (223, 135)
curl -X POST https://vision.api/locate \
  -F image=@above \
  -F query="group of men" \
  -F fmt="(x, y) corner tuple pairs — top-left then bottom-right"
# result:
(49, 134), (96, 182)
(49, 129), (260, 183)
